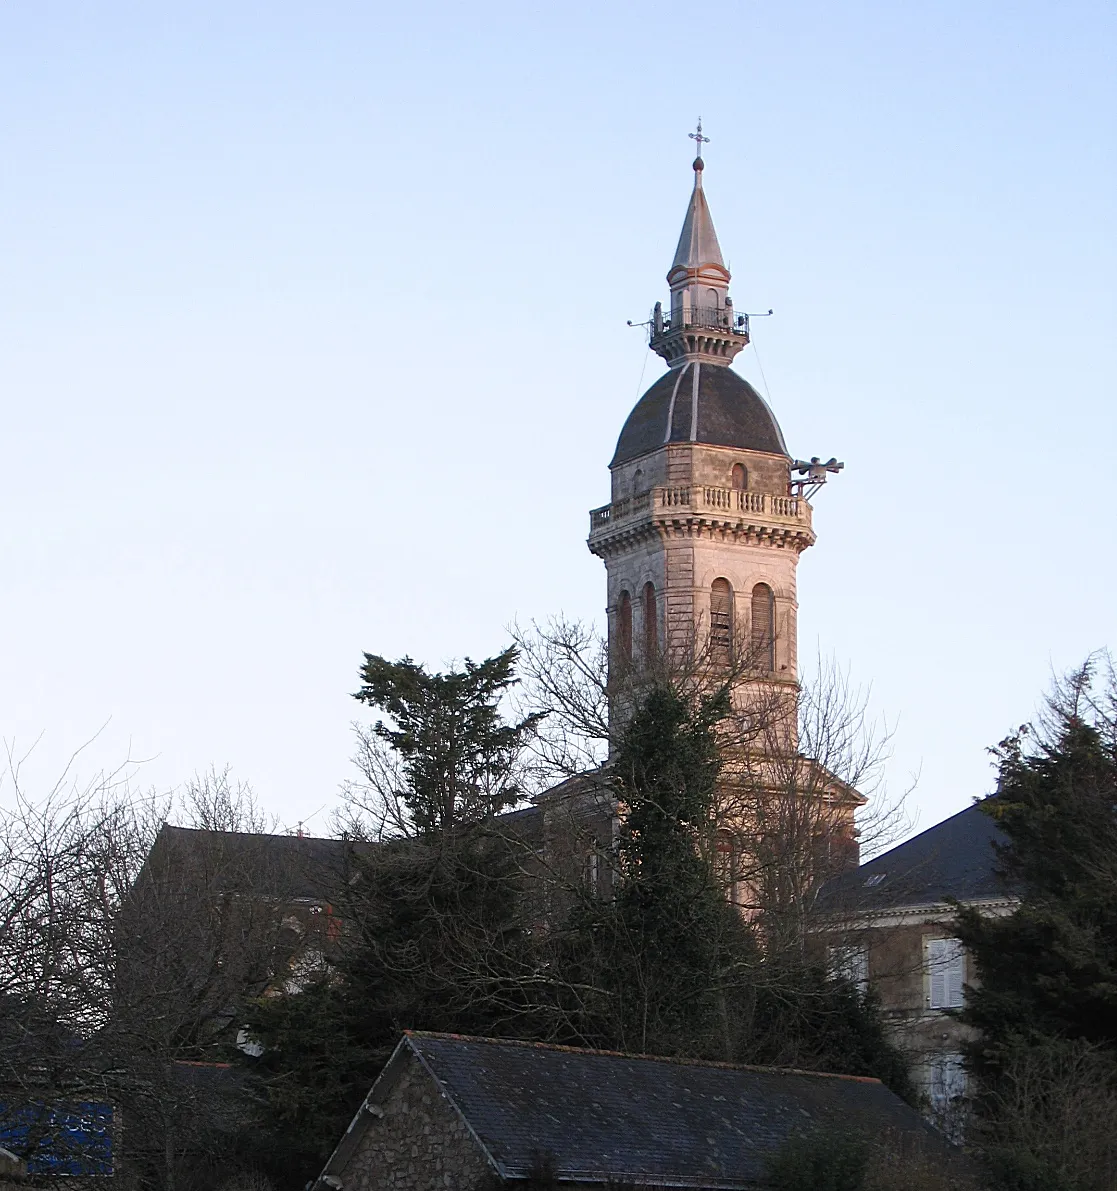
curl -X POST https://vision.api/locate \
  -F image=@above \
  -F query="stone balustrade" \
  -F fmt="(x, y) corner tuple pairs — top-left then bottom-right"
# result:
(589, 485), (811, 537)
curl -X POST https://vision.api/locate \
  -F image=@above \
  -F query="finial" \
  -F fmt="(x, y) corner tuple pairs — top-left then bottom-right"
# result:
(689, 119), (710, 172)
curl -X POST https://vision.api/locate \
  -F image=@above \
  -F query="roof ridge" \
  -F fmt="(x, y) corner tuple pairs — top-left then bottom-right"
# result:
(404, 1031), (881, 1084)
(161, 824), (340, 844)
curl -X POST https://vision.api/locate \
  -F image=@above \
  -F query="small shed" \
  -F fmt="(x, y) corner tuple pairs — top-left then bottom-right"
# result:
(314, 1032), (959, 1189)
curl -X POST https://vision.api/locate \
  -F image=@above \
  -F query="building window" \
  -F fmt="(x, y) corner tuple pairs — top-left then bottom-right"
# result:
(924, 1052), (968, 1142)
(731, 463), (748, 491)
(925, 937), (965, 1009)
(827, 944), (869, 993)
(749, 582), (775, 671)
(617, 590), (632, 662)
(710, 579), (733, 664)
(632, 468), (644, 494)
(643, 582), (657, 659)
(715, 831), (741, 905)
(926, 1052), (967, 1104)
(582, 848), (600, 897)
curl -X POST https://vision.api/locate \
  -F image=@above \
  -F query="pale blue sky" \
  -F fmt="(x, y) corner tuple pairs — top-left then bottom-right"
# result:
(1, 1), (1113, 836)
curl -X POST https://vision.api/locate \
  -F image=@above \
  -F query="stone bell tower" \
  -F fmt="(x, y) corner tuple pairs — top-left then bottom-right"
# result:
(587, 133), (816, 717)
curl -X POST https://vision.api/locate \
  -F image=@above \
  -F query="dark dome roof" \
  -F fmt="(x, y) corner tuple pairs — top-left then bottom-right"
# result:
(610, 362), (788, 467)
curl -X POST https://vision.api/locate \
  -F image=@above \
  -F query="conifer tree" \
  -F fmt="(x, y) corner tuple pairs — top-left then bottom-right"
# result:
(955, 657), (1117, 1191)
(561, 685), (911, 1095)
(565, 684), (755, 1058)
(243, 647), (543, 1184)
(956, 659), (1117, 1061)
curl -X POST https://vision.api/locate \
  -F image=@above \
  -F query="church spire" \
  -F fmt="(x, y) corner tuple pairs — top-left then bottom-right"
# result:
(649, 123), (750, 368)
(671, 128), (726, 274)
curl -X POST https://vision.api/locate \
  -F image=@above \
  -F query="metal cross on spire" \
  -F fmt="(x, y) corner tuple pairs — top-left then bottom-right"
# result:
(688, 119), (710, 159)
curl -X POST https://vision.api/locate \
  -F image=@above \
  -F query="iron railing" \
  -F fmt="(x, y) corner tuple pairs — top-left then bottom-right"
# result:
(650, 305), (749, 337)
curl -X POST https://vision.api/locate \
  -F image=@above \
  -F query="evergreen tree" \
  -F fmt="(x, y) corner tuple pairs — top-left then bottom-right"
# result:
(955, 658), (1117, 1191)
(353, 647), (542, 841)
(956, 660), (1117, 1062)
(565, 685), (755, 1058)
(561, 685), (912, 1098)
(242, 648), (542, 1185)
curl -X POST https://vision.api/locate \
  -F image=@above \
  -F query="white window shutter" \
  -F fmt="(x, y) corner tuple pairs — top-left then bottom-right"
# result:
(926, 937), (965, 1009)
(946, 940), (965, 1008)
(927, 938), (947, 1008)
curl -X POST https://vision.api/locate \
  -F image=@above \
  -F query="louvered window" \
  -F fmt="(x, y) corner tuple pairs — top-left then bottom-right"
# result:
(710, 579), (733, 664)
(643, 582), (658, 659)
(750, 583), (775, 671)
(925, 937), (965, 1009)
(731, 463), (748, 491)
(617, 590), (633, 662)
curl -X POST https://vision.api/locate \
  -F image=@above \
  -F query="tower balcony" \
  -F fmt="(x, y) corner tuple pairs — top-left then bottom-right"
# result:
(649, 305), (750, 366)
(588, 484), (814, 555)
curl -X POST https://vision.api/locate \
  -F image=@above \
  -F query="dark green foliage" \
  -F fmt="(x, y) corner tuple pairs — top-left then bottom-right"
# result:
(561, 687), (755, 1057)
(244, 833), (535, 1183)
(766, 1128), (871, 1191)
(558, 686), (912, 1097)
(243, 665), (913, 1186)
(954, 659), (1117, 1191)
(956, 662), (1117, 1065)
(241, 649), (541, 1186)
(354, 647), (542, 840)
(239, 978), (380, 1180)
(745, 968), (916, 1102)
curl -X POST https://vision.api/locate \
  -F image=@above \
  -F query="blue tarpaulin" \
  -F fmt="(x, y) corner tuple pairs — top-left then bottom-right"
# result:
(0, 1101), (113, 1174)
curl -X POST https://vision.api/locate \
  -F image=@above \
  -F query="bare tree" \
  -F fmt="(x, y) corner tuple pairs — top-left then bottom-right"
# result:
(0, 749), (303, 1188)
(511, 617), (910, 954)
(974, 1040), (1117, 1191)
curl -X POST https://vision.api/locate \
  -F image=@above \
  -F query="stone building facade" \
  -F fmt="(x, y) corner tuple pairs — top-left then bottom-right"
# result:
(326, 1051), (494, 1190)
(586, 148), (814, 710)
(817, 802), (1017, 1126)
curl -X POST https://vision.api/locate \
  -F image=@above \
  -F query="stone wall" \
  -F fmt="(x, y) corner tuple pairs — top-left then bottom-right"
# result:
(338, 1052), (496, 1190)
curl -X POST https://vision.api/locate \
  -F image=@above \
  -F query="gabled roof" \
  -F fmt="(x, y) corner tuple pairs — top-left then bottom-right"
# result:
(320, 1033), (955, 1189)
(145, 806), (544, 903)
(819, 800), (1013, 914)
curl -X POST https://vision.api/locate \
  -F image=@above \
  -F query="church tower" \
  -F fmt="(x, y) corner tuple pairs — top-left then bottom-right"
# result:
(588, 136), (815, 712)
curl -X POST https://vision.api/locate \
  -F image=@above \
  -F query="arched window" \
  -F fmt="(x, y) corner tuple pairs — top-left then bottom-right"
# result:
(632, 468), (644, 494)
(617, 590), (632, 662)
(731, 463), (748, 491)
(750, 583), (775, 671)
(710, 579), (733, 664)
(643, 582), (657, 659)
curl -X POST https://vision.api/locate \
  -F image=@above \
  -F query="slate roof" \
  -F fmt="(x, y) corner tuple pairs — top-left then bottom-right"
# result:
(151, 825), (364, 901)
(671, 163), (726, 273)
(611, 363), (789, 467)
(148, 806), (544, 902)
(818, 800), (1014, 914)
(321, 1033), (956, 1189)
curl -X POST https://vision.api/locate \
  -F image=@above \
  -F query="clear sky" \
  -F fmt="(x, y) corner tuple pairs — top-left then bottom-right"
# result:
(1, 1), (1113, 837)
